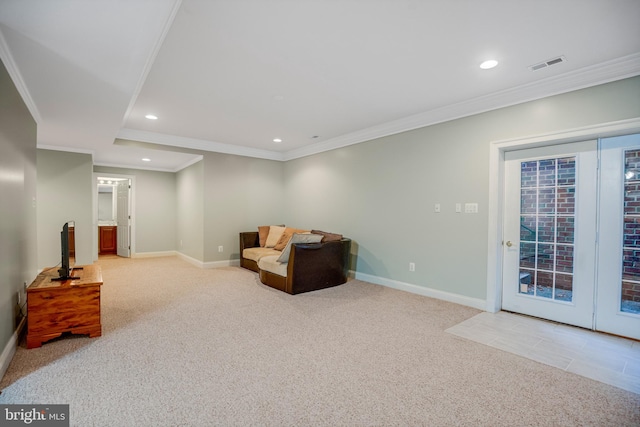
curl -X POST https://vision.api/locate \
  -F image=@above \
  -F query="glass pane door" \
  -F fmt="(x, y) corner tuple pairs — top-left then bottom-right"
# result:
(621, 149), (640, 315)
(502, 141), (597, 329)
(518, 157), (575, 302)
(596, 134), (640, 340)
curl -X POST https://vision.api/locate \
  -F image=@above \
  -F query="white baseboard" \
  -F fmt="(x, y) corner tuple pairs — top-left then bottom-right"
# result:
(132, 250), (178, 259)
(115, 252), (485, 310)
(351, 271), (487, 310)
(0, 316), (26, 382)
(176, 252), (204, 268)
(174, 252), (240, 269)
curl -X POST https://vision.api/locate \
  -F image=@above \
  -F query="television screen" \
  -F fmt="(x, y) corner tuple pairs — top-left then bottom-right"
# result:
(53, 220), (78, 281)
(68, 220), (75, 267)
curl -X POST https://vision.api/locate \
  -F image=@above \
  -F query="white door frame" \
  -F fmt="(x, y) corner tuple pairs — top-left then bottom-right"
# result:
(486, 117), (640, 313)
(92, 173), (136, 261)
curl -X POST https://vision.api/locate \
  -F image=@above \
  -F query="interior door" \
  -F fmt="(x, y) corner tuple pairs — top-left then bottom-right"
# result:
(502, 141), (597, 328)
(117, 179), (131, 257)
(596, 134), (640, 340)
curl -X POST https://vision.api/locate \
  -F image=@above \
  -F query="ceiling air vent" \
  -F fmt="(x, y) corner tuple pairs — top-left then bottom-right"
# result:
(529, 56), (566, 71)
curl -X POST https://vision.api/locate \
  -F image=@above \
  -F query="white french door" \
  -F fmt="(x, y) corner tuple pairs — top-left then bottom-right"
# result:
(596, 134), (640, 340)
(502, 141), (598, 329)
(502, 135), (640, 340)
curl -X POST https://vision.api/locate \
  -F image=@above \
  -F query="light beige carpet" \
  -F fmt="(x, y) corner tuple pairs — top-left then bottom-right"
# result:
(1, 256), (639, 426)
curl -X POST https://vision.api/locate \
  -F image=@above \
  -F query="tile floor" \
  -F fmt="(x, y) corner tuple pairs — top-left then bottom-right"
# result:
(446, 311), (640, 394)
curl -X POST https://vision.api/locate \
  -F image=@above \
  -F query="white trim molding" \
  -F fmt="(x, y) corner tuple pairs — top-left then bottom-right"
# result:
(0, 317), (26, 382)
(118, 54), (640, 162)
(286, 54), (640, 161)
(174, 252), (240, 269)
(93, 155), (203, 173)
(117, 129), (284, 161)
(486, 117), (640, 313)
(120, 0), (183, 128)
(0, 29), (42, 124)
(133, 250), (178, 259)
(352, 271), (486, 311)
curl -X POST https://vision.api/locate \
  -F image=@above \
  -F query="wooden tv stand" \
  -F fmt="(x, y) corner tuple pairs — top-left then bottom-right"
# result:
(27, 264), (103, 349)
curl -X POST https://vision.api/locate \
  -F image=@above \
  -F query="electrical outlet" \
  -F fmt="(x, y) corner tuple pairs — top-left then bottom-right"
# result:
(434, 203), (441, 213)
(218, 245), (224, 253)
(409, 262), (415, 272)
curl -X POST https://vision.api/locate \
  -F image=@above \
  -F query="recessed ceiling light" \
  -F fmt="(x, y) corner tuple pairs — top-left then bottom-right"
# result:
(142, 158), (151, 162)
(480, 59), (499, 70)
(273, 138), (282, 143)
(145, 114), (158, 120)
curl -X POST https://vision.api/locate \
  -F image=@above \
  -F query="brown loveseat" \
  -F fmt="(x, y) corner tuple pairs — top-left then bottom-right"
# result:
(239, 226), (351, 295)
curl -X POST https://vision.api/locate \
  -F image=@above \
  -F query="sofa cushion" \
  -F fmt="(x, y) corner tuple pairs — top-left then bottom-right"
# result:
(257, 255), (288, 277)
(264, 225), (286, 248)
(311, 230), (343, 242)
(277, 233), (323, 263)
(258, 224), (285, 247)
(242, 247), (281, 262)
(258, 226), (270, 247)
(274, 227), (309, 251)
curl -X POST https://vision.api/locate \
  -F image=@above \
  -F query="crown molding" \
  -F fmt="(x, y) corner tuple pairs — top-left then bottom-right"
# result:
(120, 0), (182, 128)
(174, 154), (204, 172)
(38, 144), (95, 157)
(118, 53), (640, 163)
(93, 160), (192, 173)
(0, 26), (42, 124)
(116, 128), (284, 161)
(283, 53), (640, 161)
(92, 152), (203, 173)
(492, 117), (640, 148)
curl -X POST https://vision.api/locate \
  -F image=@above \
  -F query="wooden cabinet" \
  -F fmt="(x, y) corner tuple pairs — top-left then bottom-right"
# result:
(27, 265), (103, 349)
(99, 225), (117, 254)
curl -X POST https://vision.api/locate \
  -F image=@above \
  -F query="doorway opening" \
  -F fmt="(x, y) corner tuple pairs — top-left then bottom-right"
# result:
(94, 174), (135, 260)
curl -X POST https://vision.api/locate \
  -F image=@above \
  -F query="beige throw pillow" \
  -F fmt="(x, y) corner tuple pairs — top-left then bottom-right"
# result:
(277, 233), (323, 263)
(274, 227), (309, 251)
(264, 226), (286, 248)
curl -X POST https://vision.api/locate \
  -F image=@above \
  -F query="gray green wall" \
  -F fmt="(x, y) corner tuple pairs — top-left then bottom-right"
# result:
(202, 153), (284, 264)
(37, 150), (94, 267)
(94, 166), (177, 254)
(283, 77), (640, 301)
(0, 58), (37, 363)
(176, 160), (204, 261)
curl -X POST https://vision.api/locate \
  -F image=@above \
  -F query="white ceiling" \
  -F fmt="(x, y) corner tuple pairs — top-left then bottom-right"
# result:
(1, 0), (639, 171)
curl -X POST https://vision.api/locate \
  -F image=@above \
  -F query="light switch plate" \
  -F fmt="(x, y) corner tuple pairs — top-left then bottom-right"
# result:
(464, 203), (478, 213)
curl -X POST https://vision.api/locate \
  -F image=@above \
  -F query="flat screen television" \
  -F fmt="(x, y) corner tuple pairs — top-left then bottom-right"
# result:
(53, 220), (80, 281)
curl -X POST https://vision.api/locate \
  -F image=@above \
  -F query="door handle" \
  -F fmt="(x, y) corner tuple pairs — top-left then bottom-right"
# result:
(505, 241), (513, 247)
